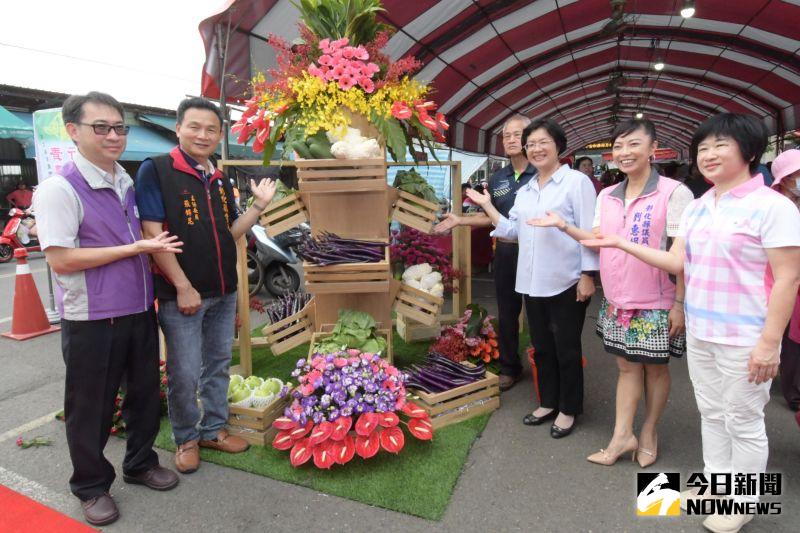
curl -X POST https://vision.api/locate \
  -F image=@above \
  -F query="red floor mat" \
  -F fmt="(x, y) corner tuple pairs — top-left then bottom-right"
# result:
(0, 484), (94, 532)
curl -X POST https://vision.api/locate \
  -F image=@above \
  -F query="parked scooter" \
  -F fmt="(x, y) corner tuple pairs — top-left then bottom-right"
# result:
(246, 223), (307, 297)
(0, 208), (39, 263)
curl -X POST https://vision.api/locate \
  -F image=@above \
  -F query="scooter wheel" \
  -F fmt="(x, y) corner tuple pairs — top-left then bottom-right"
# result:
(0, 244), (13, 263)
(246, 249), (264, 296)
(265, 263), (300, 297)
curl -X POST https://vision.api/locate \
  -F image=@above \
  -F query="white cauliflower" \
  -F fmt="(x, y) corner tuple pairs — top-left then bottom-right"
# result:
(430, 283), (444, 298)
(420, 271), (442, 289)
(406, 278), (423, 290)
(402, 263), (433, 281)
(329, 127), (383, 159)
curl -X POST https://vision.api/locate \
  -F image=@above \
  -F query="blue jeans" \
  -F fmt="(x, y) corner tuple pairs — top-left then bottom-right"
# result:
(158, 292), (237, 444)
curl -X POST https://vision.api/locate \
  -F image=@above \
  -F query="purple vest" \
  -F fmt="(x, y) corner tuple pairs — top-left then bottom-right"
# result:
(61, 161), (153, 320)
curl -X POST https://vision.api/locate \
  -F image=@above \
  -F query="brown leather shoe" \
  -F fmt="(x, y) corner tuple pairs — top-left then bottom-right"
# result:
(499, 373), (522, 391)
(199, 429), (249, 453)
(175, 439), (200, 474)
(123, 464), (179, 490)
(81, 493), (119, 526)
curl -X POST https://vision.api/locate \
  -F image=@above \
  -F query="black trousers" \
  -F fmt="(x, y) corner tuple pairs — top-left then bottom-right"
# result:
(61, 309), (161, 501)
(779, 330), (800, 411)
(494, 242), (524, 377)
(524, 283), (589, 416)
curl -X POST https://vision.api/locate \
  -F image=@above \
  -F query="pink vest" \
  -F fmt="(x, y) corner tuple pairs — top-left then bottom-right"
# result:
(599, 172), (681, 311)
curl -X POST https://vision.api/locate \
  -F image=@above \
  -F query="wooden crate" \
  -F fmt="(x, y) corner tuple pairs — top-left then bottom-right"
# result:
(296, 158), (387, 193)
(259, 192), (308, 238)
(408, 364), (500, 430)
(307, 328), (393, 365)
(393, 281), (444, 327)
(391, 189), (440, 234)
(396, 314), (442, 342)
(304, 246), (390, 294)
(261, 299), (315, 356)
(312, 292), (392, 334)
(227, 395), (290, 446)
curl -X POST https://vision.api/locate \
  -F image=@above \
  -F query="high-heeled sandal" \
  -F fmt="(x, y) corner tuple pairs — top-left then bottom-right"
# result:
(636, 446), (658, 468)
(586, 437), (639, 466)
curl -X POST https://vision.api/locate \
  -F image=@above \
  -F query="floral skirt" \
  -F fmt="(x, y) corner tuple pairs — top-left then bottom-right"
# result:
(596, 298), (686, 364)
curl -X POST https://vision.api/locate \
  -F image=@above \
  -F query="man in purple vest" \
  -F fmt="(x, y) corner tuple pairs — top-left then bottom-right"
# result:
(33, 92), (182, 527)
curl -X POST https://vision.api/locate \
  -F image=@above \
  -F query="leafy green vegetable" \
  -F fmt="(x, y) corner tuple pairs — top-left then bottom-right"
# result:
(312, 309), (387, 354)
(392, 169), (438, 203)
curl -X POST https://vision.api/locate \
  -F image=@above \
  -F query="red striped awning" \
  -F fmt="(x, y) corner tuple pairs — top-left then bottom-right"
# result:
(199, 0), (800, 156)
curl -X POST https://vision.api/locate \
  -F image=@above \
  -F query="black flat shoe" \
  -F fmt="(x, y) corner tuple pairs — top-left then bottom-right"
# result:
(522, 410), (556, 426)
(550, 420), (576, 439)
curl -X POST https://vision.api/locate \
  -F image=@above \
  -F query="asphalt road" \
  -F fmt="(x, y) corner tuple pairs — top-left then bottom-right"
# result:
(0, 271), (798, 532)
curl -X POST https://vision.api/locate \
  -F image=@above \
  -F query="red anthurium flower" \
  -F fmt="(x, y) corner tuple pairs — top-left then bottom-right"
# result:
(272, 430), (295, 451)
(308, 421), (334, 446)
(355, 431), (381, 459)
(331, 434), (356, 465)
(435, 112), (449, 130)
(288, 421), (313, 440)
(391, 101), (412, 120)
(433, 130), (447, 143)
(273, 417), (298, 431)
(380, 426), (405, 454)
(355, 412), (380, 436)
(415, 100), (437, 112)
(313, 441), (336, 469)
(289, 438), (314, 467)
(377, 412), (399, 428)
(331, 416), (352, 440)
(407, 417), (434, 441)
(401, 403), (428, 418)
(417, 110), (439, 132)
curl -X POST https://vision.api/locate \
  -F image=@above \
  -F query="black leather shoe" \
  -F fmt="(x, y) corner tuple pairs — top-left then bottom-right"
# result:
(550, 420), (576, 438)
(522, 409), (556, 426)
(123, 465), (179, 491)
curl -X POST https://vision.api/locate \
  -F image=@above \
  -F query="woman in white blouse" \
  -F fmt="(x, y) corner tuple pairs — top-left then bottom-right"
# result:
(467, 118), (598, 438)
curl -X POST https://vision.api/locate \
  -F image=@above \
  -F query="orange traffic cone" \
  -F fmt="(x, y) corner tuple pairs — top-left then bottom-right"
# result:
(2, 248), (60, 340)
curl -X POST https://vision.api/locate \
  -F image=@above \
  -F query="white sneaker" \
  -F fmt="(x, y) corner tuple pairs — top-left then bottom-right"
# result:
(680, 488), (720, 511)
(702, 513), (753, 533)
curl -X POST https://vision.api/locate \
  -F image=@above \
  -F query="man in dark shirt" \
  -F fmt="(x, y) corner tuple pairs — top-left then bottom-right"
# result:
(135, 97), (276, 475)
(435, 115), (536, 390)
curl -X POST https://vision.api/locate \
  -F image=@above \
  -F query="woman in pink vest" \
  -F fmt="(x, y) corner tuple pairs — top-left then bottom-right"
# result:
(581, 114), (800, 533)
(529, 119), (693, 467)
(768, 149), (800, 410)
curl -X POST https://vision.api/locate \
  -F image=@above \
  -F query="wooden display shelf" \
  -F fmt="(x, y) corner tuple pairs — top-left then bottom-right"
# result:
(391, 189), (440, 234)
(392, 280), (444, 327)
(396, 314), (442, 342)
(296, 158), (387, 193)
(304, 246), (390, 294)
(259, 192), (308, 238)
(261, 299), (315, 356)
(408, 364), (500, 430)
(307, 327), (393, 365)
(227, 395), (290, 446)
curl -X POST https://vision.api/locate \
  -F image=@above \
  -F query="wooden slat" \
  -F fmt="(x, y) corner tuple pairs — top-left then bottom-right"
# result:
(264, 192), (301, 211)
(270, 328), (313, 355)
(396, 315), (441, 342)
(294, 158), (385, 168)
(264, 317), (312, 343)
(299, 167), (384, 179)
(306, 280), (390, 294)
(235, 237), (252, 376)
(413, 367), (499, 404)
(392, 210), (434, 233)
(396, 189), (440, 211)
(262, 299), (315, 334)
(264, 211), (308, 238)
(396, 198), (439, 220)
(398, 283), (445, 305)
(418, 385), (500, 416)
(394, 302), (437, 326)
(429, 396), (500, 430)
(298, 179), (386, 193)
(232, 336), (271, 349)
(396, 293), (438, 314)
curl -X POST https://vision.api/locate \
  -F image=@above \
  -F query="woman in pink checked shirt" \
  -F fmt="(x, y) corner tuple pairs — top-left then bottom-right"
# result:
(582, 113), (800, 533)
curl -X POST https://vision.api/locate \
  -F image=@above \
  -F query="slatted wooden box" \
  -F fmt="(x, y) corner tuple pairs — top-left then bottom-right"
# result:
(259, 192), (308, 238)
(407, 364), (500, 430)
(261, 299), (315, 356)
(296, 158), (387, 193)
(395, 314), (441, 342)
(393, 281), (444, 327)
(391, 189), (441, 234)
(304, 246), (390, 294)
(227, 395), (290, 446)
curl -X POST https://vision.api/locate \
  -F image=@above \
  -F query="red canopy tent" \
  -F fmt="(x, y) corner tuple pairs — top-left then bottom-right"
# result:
(199, 0), (800, 157)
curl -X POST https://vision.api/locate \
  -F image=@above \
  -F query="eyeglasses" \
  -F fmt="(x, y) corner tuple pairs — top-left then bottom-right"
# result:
(502, 132), (523, 140)
(524, 140), (553, 150)
(79, 123), (130, 136)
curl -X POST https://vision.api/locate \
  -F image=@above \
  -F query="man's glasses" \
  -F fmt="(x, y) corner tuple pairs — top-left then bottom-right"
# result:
(79, 123), (130, 136)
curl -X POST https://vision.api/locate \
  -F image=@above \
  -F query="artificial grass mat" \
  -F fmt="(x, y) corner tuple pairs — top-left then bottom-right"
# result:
(154, 329), (493, 521)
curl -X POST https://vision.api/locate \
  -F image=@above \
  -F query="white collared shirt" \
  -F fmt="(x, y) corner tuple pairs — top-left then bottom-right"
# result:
(491, 164), (599, 297)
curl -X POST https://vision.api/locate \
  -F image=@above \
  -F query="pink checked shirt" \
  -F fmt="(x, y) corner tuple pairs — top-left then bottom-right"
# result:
(678, 176), (800, 346)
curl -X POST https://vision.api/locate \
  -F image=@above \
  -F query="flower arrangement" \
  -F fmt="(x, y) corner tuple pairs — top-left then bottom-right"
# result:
(430, 304), (499, 365)
(390, 227), (460, 292)
(272, 350), (433, 468)
(231, 0), (448, 162)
